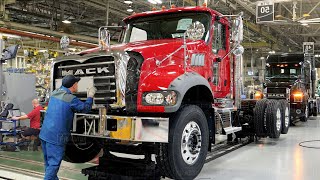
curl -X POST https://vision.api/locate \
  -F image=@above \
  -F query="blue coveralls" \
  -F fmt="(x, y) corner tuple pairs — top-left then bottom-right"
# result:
(39, 86), (93, 180)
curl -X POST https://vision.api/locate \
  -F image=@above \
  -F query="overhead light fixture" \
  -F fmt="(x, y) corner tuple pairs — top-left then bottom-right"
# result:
(62, 20), (71, 24)
(124, 1), (132, 4)
(301, 23), (309, 26)
(315, 54), (320, 58)
(127, 8), (133, 12)
(148, 0), (162, 4)
(303, 14), (310, 17)
(268, 50), (275, 54)
(154, 0), (162, 4)
(0, 33), (21, 39)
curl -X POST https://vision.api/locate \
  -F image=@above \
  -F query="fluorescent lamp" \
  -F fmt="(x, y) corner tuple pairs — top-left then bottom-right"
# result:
(127, 9), (133, 12)
(0, 33), (21, 39)
(303, 14), (310, 17)
(315, 54), (320, 58)
(62, 20), (71, 24)
(124, 1), (132, 4)
(301, 23), (308, 26)
(154, 0), (162, 4)
(148, 0), (157, 4)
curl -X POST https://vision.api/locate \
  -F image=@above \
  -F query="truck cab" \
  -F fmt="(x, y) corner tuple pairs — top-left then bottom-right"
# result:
(264, 53), (317, 122)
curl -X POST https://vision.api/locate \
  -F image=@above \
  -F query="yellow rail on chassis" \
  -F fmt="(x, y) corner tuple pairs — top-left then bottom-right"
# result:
(71, 113), (169, 143)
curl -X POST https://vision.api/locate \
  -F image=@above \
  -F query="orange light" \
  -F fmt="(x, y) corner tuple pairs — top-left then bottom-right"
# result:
(162, 6), (166, 10)
(277, 64), (280, 67)
(152, 7), (157, 11)
(280, 64), (284, 67)
(293, 93), (303, 97)
(254, 91), (263, 100)
(202, 3), (207, 7)
(171, 4), (176, 8)
(295, 64), (298, 67)
(285, 64), (288, 67)
(293, 92), (303, 102)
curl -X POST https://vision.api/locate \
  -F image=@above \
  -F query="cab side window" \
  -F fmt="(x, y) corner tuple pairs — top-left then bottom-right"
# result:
(212, 21), (226, 54)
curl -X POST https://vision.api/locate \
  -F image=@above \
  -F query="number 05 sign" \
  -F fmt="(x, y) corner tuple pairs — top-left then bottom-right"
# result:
(256, 1), (274, 23)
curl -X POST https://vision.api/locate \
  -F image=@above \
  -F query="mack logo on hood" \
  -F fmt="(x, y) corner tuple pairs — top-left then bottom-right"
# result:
(62, 67), (109, 76)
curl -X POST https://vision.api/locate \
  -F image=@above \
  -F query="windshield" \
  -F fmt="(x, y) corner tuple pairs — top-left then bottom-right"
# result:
(266, 65), (301, 80)
(124, 12), (211, 43)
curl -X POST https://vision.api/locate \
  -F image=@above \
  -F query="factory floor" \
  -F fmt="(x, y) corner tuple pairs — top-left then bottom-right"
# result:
(0, 117), (320, 180)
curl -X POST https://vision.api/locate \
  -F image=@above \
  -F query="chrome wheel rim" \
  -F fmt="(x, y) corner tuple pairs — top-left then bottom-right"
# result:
(181, 121), (202, 165)
(285, 107), (290, 127)
(276, 108), (281, 132)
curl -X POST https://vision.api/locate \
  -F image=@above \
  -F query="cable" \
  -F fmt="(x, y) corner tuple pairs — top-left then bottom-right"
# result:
(299, 140), (320, 149)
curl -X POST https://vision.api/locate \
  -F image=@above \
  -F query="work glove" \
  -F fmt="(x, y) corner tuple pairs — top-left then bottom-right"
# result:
(87, 87), (97, 98)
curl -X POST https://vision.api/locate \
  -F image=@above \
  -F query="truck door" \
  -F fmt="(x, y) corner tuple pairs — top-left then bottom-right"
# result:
(210, 19), (230, 98)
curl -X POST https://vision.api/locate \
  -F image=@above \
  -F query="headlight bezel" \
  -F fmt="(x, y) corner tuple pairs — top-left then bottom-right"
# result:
(142, 90), (177, 106)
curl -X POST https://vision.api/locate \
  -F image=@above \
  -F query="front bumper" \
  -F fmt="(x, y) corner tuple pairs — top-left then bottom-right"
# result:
(290, 103), (305, 119)
(72, 113), (169, 143)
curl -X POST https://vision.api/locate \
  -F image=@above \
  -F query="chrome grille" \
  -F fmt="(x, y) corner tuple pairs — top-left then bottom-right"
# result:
(54, 56), (116, 105)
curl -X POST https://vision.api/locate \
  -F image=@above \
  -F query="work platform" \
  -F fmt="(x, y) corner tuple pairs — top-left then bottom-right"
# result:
(0, 135), (250, 180)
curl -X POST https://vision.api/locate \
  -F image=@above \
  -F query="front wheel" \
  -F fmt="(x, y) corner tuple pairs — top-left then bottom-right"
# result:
(157, 105), (209, 180)
(313, 106), (318, 117)
(300, 105), (309, 122)
(63, 136), (102, 163)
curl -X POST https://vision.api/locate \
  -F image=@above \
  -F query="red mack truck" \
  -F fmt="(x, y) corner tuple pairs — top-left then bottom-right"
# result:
(51, 6), (289, 180)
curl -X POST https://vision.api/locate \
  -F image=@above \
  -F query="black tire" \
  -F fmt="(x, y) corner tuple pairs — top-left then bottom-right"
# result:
(156, 105), (209, 180)
(279, 100), (290, 134)
(254, 99), (269, 136)
(266, 100), (282, 139)
(63, 136), (102, 163)
(313, 107), (318, 117)
(300, 105), (309, 122)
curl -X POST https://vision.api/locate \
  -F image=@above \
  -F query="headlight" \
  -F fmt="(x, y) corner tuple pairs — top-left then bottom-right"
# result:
(143, 91), (177, 106)
(293, 92), (303, 102)
(254, 91), (263, 100)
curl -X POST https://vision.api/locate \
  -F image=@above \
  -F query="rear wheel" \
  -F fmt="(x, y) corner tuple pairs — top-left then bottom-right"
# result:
(63, 136), (103, 163)
(157, 105), (209, 180)
(254, 99), (269, 136)
(279, 100), (290, 134)
(266, 100), (282, 138)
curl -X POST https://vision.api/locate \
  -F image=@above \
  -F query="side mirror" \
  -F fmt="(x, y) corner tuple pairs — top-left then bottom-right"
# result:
(1, 45), (19, 61)
(233, 45), (244, 56)
(311, 70), (316, 81)
(186, 21), (205, 41)
(99, 27), (111, 49)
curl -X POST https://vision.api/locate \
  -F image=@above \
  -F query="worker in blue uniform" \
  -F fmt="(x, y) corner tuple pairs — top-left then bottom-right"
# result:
(39, 75), (97, 180)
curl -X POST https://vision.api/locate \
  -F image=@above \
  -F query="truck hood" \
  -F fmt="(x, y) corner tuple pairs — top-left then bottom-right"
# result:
(111, 39), (200, 58)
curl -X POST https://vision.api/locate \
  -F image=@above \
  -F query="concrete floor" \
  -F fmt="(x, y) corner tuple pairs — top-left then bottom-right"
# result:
(198, 117), (320, 180)
(1, 117), (320, 180)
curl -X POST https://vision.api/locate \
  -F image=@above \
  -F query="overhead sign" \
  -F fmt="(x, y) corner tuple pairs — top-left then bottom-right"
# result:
(303, 42), (314, 54)
(256, 1), (274, 23)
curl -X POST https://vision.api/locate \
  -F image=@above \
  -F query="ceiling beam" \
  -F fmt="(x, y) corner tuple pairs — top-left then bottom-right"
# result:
(0, 20), (98, 43)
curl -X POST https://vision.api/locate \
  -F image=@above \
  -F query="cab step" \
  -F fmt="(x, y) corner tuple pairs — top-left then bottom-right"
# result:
(223, 126), (242, 135)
